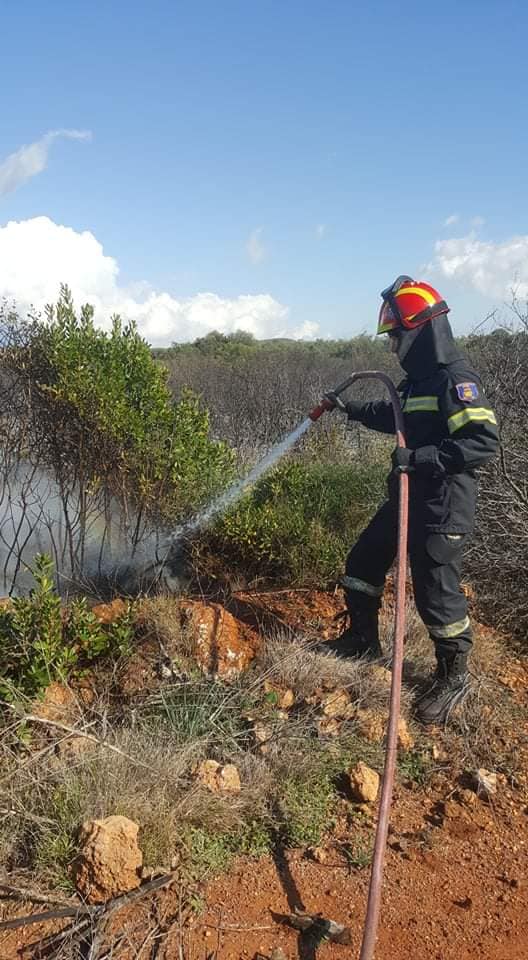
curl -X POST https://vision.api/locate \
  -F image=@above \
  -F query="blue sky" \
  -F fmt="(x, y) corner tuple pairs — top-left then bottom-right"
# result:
(1, 0), (528, 343)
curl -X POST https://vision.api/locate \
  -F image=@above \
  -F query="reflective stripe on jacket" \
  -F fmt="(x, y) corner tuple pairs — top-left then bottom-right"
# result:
(350, 359), (499, 534)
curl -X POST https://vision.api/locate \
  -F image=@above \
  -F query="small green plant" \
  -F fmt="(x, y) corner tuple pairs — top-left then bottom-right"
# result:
(33, 781), (84, 890)
(65, 596), (133, 659)
(0, 555), (76, 698)
(184, 820), (273, 880)
(398, 749), (432, 787)
(278, 772), (335, 847)
(185, 827), (237, 877)
(0, 554), (134, 699)
(340, 839), (372, 870)
(236, 820), (273, 858)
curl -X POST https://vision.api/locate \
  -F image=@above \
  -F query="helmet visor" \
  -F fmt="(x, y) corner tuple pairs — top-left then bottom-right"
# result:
(377, 301), (400, 335)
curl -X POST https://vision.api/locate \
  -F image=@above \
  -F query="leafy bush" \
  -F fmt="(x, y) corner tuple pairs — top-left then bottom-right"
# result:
(0, 289), (236, 590)
(204, 458), (387, 585)
(0, 554), (133, 698)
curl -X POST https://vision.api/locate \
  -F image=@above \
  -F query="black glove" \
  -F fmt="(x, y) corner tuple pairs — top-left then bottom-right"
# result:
(344, 399), (366, 421)
(323, 391), (347, 412)
(391, 446), (415, 473)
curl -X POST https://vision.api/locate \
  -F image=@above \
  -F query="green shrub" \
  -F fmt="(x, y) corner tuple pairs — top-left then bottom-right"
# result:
(0, 289), (236, 590)
(0, 554), (133, 699)
(204, 458), (386, 585)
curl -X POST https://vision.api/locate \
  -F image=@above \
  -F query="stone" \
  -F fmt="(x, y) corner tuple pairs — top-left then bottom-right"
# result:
(57, 735), (95, 760)
(75, 676), (96, 706)
(253, 721), (274, 744)
(371, 665), (392, 689)
(91, 598), (129, 624)
(195, 759), (221, 790)
(217, 763), (242, 793)
(356, 709), (385, 743)
(195, 759), (241, 794)
(180, 601), (260, 679)
(348, 762), (380, 804)
(442, 799), (465, 821)
(459, 788), (477, 808)
(33, 682), (77, 724)
(308, 846), (328, 863)
(475, 768), (498, 799)
(317, 716), (341, 737)
(397, 717), (415, 752)
(72, 816), (142, 903)
(321, 688), (354, 719)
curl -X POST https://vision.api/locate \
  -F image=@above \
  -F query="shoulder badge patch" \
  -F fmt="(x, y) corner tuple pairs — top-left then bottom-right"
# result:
(456, 382), (479, 403)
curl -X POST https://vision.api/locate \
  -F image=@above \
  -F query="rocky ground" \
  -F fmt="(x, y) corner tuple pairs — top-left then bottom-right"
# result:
(1, 588), (527, 960)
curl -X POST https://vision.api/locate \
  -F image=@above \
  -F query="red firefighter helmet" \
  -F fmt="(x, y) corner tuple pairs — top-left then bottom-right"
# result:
(377, 276), (449, 335)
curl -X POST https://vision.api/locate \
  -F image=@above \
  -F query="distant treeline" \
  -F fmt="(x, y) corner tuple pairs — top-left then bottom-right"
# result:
(155, 330), (399, 456)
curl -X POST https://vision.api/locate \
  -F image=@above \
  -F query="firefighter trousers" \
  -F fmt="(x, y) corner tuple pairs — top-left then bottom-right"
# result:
(343, 498), (472, 656)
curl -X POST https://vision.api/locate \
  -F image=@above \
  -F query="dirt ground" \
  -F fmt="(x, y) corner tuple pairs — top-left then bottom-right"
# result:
(182, 781), (528, 960)
(3, 739), (526, 960)
(1, 588), (527, 960)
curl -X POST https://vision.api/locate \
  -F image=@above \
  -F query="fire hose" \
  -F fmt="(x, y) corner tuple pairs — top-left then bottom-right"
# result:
(309, 372), (409, 960)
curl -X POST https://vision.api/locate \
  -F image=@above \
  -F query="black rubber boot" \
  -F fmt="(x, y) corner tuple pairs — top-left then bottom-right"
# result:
(325, 594), (382, 660)
(415, 651), (470, 725)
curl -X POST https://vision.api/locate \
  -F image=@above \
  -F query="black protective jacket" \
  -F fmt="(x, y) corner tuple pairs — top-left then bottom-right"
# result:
(348, 317), (499, 535)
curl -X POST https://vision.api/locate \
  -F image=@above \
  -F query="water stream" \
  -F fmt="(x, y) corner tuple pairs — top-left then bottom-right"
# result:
(167, 416), (314, 547)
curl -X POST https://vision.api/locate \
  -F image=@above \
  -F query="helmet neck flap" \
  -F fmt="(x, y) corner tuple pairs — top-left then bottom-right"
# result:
(396, 313), (463, 380)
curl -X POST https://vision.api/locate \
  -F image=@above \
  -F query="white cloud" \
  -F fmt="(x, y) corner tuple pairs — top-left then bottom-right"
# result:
(292, 320), (319, 339)
(443, 213), (459, 227)
(0, 216), (312, 344)
(247, 226), (266, 264)
(431, 232), (528, 300)
(315, 223), (326, 238)
(0, 130), (91, 197)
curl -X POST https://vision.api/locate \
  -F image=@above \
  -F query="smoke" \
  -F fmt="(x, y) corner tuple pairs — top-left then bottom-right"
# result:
(0, 419), (316, 598)
(0, 462), (188, 597)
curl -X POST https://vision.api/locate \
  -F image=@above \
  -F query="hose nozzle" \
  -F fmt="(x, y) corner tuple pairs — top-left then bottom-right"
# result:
(308, 397), (335, 422)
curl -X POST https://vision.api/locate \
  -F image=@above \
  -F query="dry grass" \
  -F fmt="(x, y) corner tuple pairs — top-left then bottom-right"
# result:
(258, 628), (414, 715)
(134, 595), (196, 670)
(0, 593), (524, 903)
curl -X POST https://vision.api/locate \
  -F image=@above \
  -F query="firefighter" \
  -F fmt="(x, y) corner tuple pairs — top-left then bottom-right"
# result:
(324, 276), (499, 724)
